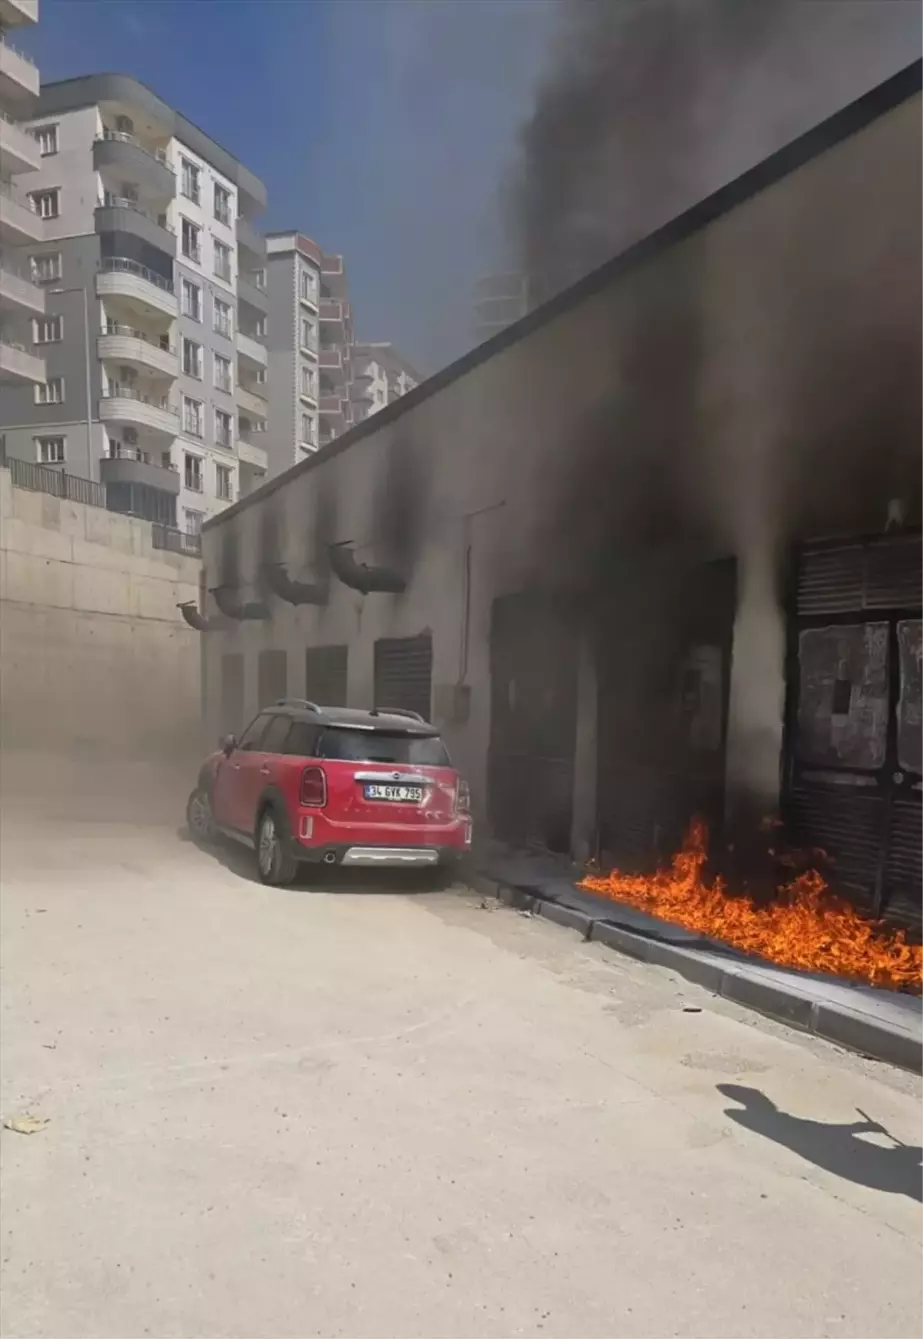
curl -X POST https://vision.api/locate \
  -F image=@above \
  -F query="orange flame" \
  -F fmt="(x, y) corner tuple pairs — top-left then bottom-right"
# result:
(579, 820), (922, 992)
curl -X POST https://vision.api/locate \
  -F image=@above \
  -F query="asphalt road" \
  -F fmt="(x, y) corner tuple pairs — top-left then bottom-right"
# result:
(1, 765), (920, 1339)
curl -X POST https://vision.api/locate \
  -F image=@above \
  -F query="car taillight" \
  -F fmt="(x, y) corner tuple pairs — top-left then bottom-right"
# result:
(455, 779), (470, 815)
(300, 766), (327, 807)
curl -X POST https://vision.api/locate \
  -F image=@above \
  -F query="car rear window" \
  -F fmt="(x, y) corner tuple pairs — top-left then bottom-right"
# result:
(314, 728), (450, 766)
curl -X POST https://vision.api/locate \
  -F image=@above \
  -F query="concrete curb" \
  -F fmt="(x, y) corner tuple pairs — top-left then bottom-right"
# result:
(469, 870), (923, 1074)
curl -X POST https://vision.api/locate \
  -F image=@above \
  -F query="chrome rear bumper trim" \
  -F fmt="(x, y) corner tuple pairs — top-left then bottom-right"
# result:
(341, 846), (440, 868)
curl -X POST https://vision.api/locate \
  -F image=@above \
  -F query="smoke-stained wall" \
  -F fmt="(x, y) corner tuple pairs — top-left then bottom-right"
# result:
(200, 87), (921, 833)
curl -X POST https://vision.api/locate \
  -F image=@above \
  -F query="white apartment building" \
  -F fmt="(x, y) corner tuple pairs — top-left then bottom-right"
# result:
(0, 73), (269, 536)
(0, 0), (45, 394)
(350, 341), (420, 425)
(264, 231), (321, 476)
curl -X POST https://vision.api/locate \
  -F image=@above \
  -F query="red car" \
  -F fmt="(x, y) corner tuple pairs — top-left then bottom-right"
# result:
(186, 699), (472, 885)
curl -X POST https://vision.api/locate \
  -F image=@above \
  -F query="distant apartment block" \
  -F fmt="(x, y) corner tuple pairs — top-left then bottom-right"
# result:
(264, 231), (321, 474)
(317, 249), (355, 451)
(350, 342), (419, 425)
(473, 272), (532, 342)
(0, 72), (269, 536)
(0, 0), (45, 393)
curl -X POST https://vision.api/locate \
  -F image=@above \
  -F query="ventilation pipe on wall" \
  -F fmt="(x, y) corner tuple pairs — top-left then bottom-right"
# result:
(261, 562), (328, 606)
(209, 586), (271, 621)
(328, 543), (406, 595)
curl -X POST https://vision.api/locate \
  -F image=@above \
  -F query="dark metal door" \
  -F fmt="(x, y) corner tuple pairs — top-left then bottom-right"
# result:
(220, 653), (244, 735)
(373, 634), (433, 721)
(305, 645), (348, 706)
(595, 558), (736, 871)
(257, 649), (288, 709)
(784, 532), (922, 932)
(487, 594), (577, 853)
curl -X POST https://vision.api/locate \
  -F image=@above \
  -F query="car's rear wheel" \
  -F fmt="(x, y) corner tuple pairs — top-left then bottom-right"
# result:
(186, 787), (215, 845)
(256, 807), (298, 886)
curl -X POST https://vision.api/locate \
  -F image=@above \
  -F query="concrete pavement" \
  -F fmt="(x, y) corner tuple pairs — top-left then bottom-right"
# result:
(1, 797), (920, 1339)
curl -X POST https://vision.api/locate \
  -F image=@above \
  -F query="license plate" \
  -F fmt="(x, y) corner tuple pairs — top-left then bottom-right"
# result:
(363, 783), (424, 803)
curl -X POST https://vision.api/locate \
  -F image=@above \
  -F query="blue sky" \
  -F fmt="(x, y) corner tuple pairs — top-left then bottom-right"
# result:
(23, 0), (556, 370)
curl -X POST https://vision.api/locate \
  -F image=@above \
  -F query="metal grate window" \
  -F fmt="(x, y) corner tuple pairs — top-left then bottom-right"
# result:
(373, 634), (433, 722)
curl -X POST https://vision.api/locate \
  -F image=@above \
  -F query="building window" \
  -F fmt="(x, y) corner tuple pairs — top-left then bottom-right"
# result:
(30, 252), (62, 284)
(30, 189), (60, 220)
(33, 316), (62, 344)
(214, 183), (231, 226)
(213, 240), (232, 283)
(183, 453), (203, 492)
(300, 317), (316, 351)
(215, 408), (233, 449)
(182, 337), (203, 379)
(182, 396), (204, 439)
(185, 508), (204, 536)
(180, 158), (201, 205)
(181, 218), (201, 264)
(213, 297), (232, 338)
(213, 353), (232, 393)
(33, 124), (58, 156)
(35, 435), (66, 464)
(34, 377), (65, 405)
(300, 364), (316, 398)
(299, 268), (317, 304)
(181, 278), (201, 321)
(301, 413), (316, 446)
(216, 463), (233, 500)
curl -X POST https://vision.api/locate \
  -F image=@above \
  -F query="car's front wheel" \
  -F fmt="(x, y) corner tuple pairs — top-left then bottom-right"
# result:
(186, 787), (215, 845)
(256, 807), (298, 886)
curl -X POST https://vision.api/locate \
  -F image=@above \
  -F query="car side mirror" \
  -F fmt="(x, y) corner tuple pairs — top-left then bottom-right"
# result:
(221, 733), (238, 756)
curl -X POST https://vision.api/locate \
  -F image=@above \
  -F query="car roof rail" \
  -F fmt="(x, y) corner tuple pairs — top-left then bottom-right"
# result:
(376, 706), (426, 722)
(275, 698), (322, 712)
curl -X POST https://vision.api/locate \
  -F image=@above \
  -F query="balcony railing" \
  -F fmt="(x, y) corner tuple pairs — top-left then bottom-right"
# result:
(152, 524), (202, 557)
(103, 321), (174, 352)
(100, 256), (175, 295)
(0, 34), (37, 67)
(106, 445), (178, 471)
(102, 384), (179, 415)
(98, 128), (170, 166)
(101, 195), (174, 233)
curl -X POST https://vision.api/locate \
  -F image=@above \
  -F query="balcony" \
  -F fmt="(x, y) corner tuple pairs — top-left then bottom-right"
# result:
(0, 32), (39, 106)
(0, 256), (44, 315)
(93, 131), (175, 200)
(96, 258), (176, 318)
(319, 299), (348, 340)
(236, 214), (266, 263)
(100, 447), (180, 496)
(236, 434), (268, 471)
(0, 0), (39, 25)
(97, 324), (177, 378)
(0, 181), (42, 244)
(99, 385), (179, 439)
(96, 199), (175, 257)
(237, 383), (267, 419)
(237, 273), (268, 315)
(236, 328), (267, 369)
(0, 337), (44, 384)
(0, 109), (40, 174)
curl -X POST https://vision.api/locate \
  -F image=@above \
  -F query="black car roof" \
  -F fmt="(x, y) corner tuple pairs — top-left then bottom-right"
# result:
(268, 700), (440, 736)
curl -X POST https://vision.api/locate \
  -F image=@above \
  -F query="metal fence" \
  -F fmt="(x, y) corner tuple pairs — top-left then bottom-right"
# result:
(152, 524), (202, 557)
(4, 455), (107, 509)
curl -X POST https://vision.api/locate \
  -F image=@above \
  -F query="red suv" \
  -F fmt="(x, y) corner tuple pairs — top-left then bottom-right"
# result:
(186, 699), (472, 885)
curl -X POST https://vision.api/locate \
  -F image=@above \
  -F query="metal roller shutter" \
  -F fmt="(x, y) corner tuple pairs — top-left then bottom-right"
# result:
(373, 634), (433, 722)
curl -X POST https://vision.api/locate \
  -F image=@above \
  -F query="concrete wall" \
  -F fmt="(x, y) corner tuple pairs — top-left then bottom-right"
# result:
(0, 467), (202, 763)
(200, 91), (921, 831)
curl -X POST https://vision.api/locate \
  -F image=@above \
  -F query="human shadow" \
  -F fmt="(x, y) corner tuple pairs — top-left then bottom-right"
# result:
(717, 1084), (922, 1203)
